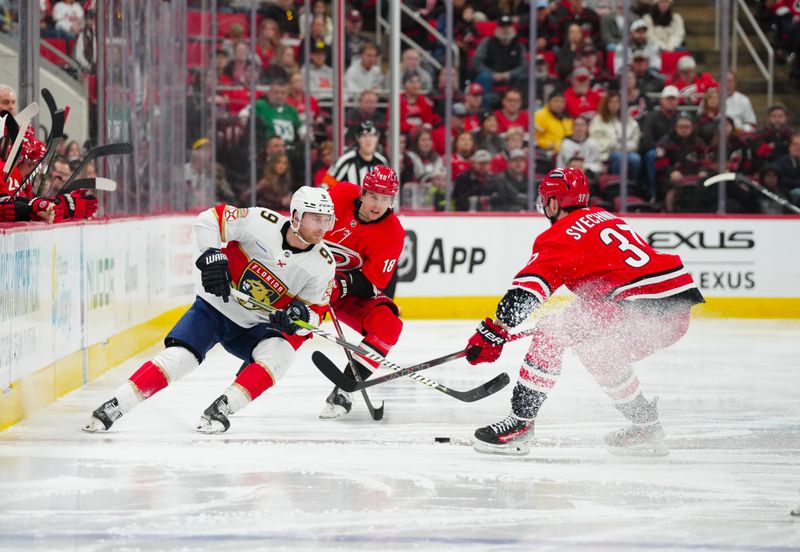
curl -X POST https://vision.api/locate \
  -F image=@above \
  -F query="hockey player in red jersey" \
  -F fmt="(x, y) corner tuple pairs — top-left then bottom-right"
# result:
(466, 168), (704, 456)
(83, 186), (336, 433)
(318, 165), (406, 418)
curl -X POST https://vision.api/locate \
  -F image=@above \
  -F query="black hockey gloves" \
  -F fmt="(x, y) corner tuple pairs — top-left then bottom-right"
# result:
(195, 248), (232, 302)
(270, 300), (311, 335)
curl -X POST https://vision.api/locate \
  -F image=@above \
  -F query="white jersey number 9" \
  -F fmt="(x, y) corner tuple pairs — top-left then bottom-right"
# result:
(599, 224), (651, 268)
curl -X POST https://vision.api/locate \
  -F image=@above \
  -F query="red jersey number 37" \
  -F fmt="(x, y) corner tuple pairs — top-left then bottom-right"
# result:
(599, 224), (651, 268)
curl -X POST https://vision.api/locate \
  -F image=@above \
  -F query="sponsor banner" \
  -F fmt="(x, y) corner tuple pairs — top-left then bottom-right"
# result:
(1, 216), (197, 389)
(396, 215), (800, 299)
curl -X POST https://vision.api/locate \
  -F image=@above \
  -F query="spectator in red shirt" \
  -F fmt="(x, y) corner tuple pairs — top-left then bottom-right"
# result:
(400, 70), (439, 134)
(452, 130), (476, 179)
(286, 71), (320, 122)
(495, 88), (529, 134)
(666, 56), (718, 105)
(255, 18), (282, 70)
(491, 126), (526, 175)
(564, 67), (603, 118)
(463, 83), (485, 131)
(433, 103), (467, 156)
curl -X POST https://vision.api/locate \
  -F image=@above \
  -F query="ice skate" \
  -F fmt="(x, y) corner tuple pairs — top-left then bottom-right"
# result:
(473, 413), (534, 456)
(196, 395), (232, 433)
(605, 421), (668, 456)
(82, 398), (123, 432)
(319, 388), (352, 419)
(606, 396), (668, 456)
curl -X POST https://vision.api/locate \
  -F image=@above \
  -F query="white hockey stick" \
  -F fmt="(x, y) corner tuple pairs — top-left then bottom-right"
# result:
(60, 177), (118, 193)
(1, 102), (40, 178)
(704, 172), (800, 214)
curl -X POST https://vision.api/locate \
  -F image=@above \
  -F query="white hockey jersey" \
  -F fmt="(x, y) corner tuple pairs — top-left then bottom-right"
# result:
(195, 204), (335, 333)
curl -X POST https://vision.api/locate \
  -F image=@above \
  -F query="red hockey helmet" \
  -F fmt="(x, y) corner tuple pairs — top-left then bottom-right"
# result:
(362, 165), (399, 196)
(537, 167), (590, 212)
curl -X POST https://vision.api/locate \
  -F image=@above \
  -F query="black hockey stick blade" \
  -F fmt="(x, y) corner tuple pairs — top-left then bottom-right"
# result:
(63, 142), (133, 187)
(446, 371), (510, 402)
(313, 349), (468, 392)
(41, 88), (58, 118)
(60, 177), (117, 193)
(0, 109), (17, 160)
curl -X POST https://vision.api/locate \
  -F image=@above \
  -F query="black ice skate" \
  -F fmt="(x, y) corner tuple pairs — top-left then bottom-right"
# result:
(319, 387), (352, 419)
(606, 396), (668, 456)
(82, 398), (123, 432)
(196, 395), (233, 434)
(473, 413), (534, 456)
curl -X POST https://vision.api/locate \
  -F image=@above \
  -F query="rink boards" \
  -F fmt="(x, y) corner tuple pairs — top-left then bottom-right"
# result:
(1, 212), (799, 429)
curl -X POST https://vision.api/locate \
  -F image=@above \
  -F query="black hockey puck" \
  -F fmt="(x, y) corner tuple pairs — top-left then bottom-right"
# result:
(434, 437), (451, 443)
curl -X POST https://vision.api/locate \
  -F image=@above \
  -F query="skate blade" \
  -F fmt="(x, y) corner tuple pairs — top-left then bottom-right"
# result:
(81, 417), (107, 433)
(472, 439), (531, 456)
(195, 417), (228, 434)
(607, 442), (669, 457)
(319, 403), (348, 420)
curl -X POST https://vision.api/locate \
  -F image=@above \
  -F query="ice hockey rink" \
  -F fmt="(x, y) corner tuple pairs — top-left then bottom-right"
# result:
(0, 318), (798, 551)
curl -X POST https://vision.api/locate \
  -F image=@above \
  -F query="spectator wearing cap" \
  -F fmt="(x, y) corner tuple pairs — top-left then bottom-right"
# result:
(400, 71), (440, 134)
(749, 104), (793, 173)
(490, 148), (530, 211)
(451, 131), (476, 179)
(490, 127), (526, 175)
(472, 112), (504, 156)
(655, 112), (713, 211)
(472, 15), (527, 96)
(345, 43), (385, 98)
(344, 9), (370, 67)
(575, 44), (612, 86)
(534, 91), (573, 153)
(345, 90), (387, 145)
(433, 103), (467, 156)
(407, 127), (445, 182)
(643, 0), (685, 52)
(557, 115), (603, 180)
(631, 48), (666, 98)
(724, 71), (757, 133)
(564, 67), (603, 119)
(665, 56), (718, 105)
(589, 90), (642, 181)
(548, 0), (601, 49)
(494, 89), (529, 134)
(615, 19), (661, 73)
(324, 121), (390, 187)
(463, 83), (485, 131)
(639, 85), (680, 199)
(453, 149), (500, 211)
(401, 48), (434, 94)
(299, 17), (333, 66)
(304, 42), (333, 100)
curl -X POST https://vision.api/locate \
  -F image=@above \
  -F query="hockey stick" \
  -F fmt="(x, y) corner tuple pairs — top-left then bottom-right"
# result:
(229, 288), (511, 402)
(1, 102), (40, 181)
(62, 142), (133, 188)
(704, 171), (800, 214)
(41, 88), (58, 119)
(59, 177), (117, 193)
(328, 306), (384, 420)
(10, 108), (66, 201)
(314, 327), (538, 392)
(0, 109), (18, 160)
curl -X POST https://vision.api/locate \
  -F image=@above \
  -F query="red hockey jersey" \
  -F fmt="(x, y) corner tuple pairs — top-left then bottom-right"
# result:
(512, 207), (701, 305)
(323, 181), (405, 289)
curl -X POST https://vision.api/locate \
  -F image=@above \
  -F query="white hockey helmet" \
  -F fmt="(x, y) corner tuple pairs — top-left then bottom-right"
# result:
(290, 185), (335, 230)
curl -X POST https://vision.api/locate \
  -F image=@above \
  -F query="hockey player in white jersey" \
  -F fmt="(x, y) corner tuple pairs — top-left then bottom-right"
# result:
(83, 186), (336, 434)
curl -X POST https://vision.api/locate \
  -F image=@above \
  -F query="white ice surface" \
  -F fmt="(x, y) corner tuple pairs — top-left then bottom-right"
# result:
(1, 319), (799, 551)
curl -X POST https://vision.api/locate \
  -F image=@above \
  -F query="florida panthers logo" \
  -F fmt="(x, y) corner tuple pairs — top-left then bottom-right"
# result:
(237, 260), (287, 310)
(323, 240), (364, 272)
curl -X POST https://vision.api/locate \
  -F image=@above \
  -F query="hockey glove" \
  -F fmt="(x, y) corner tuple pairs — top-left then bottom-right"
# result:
(466, 317), (508, 365)
(195, 248), (232, 302)
(29, 197), (54, 223)
(269, 300), (311, 335)
(55, 191), (98, 220)
(330, 272), (350, 303)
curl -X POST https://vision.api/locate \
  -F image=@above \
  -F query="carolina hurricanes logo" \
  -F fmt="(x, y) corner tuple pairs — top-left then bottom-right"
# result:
(323, 240), (363, 271)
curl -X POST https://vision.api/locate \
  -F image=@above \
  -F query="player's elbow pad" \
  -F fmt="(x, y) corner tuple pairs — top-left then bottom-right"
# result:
(496, 288), (540, 328)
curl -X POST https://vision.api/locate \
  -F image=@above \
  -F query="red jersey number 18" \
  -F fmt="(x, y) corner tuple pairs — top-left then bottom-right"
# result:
(599, 223), (651, 268)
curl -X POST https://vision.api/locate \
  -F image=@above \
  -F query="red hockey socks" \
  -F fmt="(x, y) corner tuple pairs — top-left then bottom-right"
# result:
(129, 361), (169, 399)
(231, 362), (275, 404)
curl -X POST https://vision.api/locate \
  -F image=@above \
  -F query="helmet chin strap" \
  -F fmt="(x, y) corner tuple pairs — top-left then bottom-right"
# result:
(291, 215), (313, 246)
